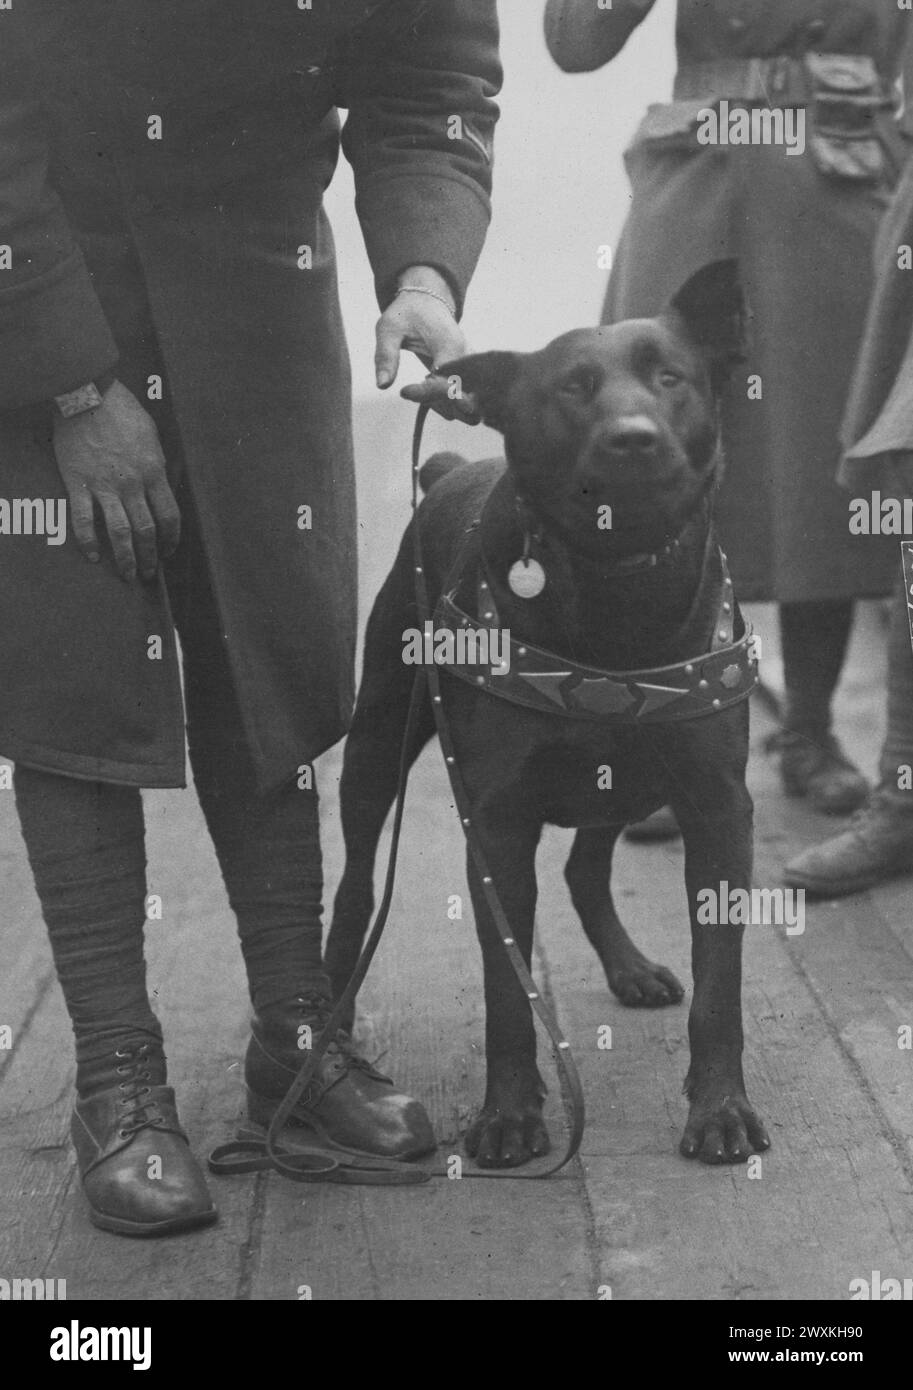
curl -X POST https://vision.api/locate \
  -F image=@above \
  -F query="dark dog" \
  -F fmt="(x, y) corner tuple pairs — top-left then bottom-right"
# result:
(326, 261), (770, 1169)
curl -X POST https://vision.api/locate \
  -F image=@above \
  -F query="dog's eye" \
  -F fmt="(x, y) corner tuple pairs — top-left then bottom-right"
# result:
(659, 370), (683, 388)
(561, 371), (597, 398)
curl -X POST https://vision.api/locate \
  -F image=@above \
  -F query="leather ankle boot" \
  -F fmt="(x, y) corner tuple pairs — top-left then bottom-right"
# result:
(776, 730), (869, 815)
(783, 786), (913, 897)
(245, 991), (435, 1159)
(72, 1039), (217, 1237)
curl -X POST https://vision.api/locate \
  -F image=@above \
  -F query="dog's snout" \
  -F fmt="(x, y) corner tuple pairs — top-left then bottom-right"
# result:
(578, 413), (668, 495)
(600, 415), (661, 457)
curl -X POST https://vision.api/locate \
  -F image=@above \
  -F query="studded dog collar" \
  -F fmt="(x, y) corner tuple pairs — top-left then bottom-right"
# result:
(433, 532), (760, 724)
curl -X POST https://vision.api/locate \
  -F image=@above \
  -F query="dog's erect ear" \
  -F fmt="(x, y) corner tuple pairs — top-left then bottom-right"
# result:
(664, 259), (747, 393)
(435, 351), (524, 433)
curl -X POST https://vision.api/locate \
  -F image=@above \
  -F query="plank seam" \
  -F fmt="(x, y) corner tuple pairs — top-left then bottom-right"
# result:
(236, 1172), (268, 1301)
(771, 936), (913, 1192)
(534, 928), (605, 1297)
(0, 966), (57, 1084)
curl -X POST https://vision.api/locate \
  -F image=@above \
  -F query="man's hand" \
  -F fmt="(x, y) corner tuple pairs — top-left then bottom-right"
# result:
(52, 379), (181, 583)
(375, 266), (478, 421)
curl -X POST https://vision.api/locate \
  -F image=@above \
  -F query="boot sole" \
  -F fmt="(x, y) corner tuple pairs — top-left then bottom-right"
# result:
(781, 783), (869, 817)
(87, 1205), (218, 1238)
(783, 863), (909, 898)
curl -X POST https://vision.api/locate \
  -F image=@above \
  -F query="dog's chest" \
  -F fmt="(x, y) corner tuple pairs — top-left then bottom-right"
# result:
(450, 695), (675, 829)
(531, 730), (673, 828)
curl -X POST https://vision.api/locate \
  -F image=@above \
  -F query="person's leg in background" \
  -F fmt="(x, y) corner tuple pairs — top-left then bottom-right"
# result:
(169, 499), (434, 1159)
(775, 598), (869, 814)
(784, 572), (913, 894)
(12, 766), (216, 1235)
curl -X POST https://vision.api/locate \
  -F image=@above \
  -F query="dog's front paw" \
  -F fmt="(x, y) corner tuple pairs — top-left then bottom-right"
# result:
(606, 946), (684, 1008)
(680, 1091), (770, 1165)
(465, 1101), (550, 1169)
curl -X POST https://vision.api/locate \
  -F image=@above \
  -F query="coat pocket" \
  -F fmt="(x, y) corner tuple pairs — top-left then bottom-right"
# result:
(623, 101), (705, 166)
(804, 53), (897, 185)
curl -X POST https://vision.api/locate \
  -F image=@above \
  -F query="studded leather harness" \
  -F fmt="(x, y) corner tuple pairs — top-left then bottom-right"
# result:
(434, 523), (759, 723)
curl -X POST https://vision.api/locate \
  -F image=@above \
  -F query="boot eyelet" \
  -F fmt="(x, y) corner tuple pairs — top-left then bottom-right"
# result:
(118, 1128), (129, 1139)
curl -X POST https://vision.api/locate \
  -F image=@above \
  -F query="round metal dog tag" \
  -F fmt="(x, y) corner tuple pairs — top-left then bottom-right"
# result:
(508, 558), (546, 599)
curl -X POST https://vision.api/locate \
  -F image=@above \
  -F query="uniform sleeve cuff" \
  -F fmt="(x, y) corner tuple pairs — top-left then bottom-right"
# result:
(355, 171), (491, 317)
(0, 251), (119, 409)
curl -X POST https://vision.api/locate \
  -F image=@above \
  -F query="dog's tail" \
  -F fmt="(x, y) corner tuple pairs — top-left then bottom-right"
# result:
(419, 451), (467, 494)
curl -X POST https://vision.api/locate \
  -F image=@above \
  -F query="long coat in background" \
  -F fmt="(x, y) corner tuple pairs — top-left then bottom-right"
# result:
(0, 0), (501, 791)
(840, 35), (913, 498)
(547, 0), (907, 604)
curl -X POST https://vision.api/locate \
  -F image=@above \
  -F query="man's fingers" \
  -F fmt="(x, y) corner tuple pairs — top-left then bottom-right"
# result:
(146, 475), (182, 560)
(67, 487), (101, 564)
(123, 490), (159, 582)
(375, 319), (404, 389)
(399, 378), (439, 403)
(400, 375), (480, 423)
(98, 495), (137, 582)
(429, 321), (468, 370)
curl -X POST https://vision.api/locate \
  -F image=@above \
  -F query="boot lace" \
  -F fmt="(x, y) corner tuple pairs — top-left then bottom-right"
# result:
(114, 1042), (164, 1138)
(846, 786), (913, 837)
(288, 993), (392, 1091)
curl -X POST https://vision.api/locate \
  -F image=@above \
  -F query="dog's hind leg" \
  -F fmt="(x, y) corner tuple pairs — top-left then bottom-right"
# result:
(325, 567), (436, 1024)
(565, 827), (684, 1007)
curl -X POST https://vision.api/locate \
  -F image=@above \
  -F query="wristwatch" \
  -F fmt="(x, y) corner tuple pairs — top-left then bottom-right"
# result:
(53, 370), (117, 419)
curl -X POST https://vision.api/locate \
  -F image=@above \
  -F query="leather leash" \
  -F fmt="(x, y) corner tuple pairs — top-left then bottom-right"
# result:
(209, 404), (585, 1185)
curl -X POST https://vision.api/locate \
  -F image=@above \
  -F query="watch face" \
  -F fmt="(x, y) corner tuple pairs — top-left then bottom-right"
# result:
(54, 383), (104, 418)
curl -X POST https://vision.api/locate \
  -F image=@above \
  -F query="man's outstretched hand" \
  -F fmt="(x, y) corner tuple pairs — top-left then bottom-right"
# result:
(52, 379), (181, 583)
(375, 266), (480, 422)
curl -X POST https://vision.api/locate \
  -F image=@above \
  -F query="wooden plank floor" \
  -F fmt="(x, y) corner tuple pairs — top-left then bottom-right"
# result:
(2, 401), (912, 1300)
